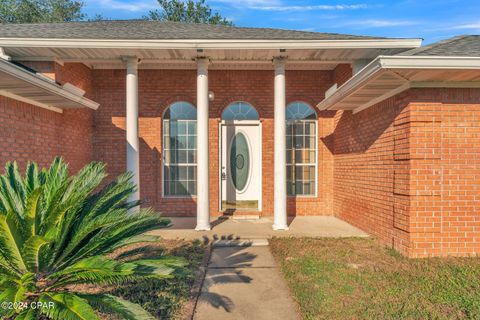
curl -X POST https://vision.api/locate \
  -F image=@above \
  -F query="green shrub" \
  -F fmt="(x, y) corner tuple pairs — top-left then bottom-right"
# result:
(0, 158), (183, 320)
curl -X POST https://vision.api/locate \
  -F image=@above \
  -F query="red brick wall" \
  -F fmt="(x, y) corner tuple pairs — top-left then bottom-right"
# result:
(406, 88), (480, 257)
(332, 88), (480, 258)
(0, 62), (93, 173)
(333, 64), (352, 86)
(3, 60), (480, 258)
(332, 92), (412, 254)
(92, 68), (336, 217)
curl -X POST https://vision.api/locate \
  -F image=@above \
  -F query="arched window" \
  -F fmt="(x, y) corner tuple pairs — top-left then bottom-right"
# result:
(286, 102), (317, 196)
(163, 102), (197, 196)
(222, 102), (259, 121)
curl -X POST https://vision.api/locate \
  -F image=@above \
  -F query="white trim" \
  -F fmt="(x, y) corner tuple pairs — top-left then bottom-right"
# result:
(218, 120), (262, 212)
(0, 90), (63, 113)
(161, 117), (198, 199)
(0, 48), (11, 60)
(0, 38), (422, 50)
(378, 55), (480, 69)
(352, 82), (410, 114)
(61, 59), (343, 71)
(317, 55), (480, 112)
(11, 56), (65, 66)
(0, 59), (99, 110)
(317, 58), (383, 110)
(286, 118), (318, 198)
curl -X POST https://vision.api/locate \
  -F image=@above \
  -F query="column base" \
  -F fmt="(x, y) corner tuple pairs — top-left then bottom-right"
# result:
(272, 224), (289, 231)
(195, 225), (211, 231)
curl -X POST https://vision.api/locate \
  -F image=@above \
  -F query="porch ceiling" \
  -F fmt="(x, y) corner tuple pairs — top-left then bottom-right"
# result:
(317, 55), (480, 114)
(0, 58), (99, 112)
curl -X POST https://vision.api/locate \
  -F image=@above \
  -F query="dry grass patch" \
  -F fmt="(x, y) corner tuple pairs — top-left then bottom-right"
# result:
(270, 238), (480, 320)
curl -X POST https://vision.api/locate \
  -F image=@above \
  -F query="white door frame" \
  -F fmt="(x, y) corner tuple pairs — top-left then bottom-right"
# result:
(218, 120), (262, 212)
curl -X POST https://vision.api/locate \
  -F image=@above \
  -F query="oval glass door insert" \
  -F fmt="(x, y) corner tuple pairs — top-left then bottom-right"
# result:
(230, 133), (250, 191)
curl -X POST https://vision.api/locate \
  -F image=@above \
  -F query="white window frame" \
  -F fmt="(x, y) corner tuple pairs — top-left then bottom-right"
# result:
(286, 106), (318, 198)
(161, 104), (197, 199)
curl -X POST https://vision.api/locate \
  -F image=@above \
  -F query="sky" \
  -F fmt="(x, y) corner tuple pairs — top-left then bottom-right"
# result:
(82, 0), (480, 44)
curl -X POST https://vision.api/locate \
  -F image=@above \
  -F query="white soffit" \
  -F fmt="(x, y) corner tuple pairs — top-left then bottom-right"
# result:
(317, 55), (480, 114)
(0, 59), (99, 112)
(0, 38), (422, 68)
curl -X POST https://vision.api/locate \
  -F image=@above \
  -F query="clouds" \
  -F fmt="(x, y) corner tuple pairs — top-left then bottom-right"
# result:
(451, 22), (480, 31)
(344, 19), (419, 28)
(211, 1), (367, 12)
(92, 0), (157, 12)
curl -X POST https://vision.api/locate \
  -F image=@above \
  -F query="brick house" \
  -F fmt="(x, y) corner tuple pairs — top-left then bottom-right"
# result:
(0, 21), (479, 258)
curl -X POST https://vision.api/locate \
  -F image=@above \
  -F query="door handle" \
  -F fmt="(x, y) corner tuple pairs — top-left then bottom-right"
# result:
(221, 171), (226, 180)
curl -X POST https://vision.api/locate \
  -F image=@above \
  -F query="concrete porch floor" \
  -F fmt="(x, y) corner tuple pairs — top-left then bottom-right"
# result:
(150, 216), (369, 240)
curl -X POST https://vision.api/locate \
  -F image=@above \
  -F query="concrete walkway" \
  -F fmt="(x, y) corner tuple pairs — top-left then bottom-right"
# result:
(151, 216), (368, 240)
(193, 240), (300, 320)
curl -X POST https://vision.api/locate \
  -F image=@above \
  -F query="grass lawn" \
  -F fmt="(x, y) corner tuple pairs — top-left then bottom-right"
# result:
(102, 239), (205, 320)
(270, 238), (480, 320)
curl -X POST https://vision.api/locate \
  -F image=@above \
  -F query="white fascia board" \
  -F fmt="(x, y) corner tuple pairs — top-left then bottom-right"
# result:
(0, 90), (63, 113)
(0, 38), (422, 50)
(0, 59), (99, 110)
(377, 55), (480, 69)
(317, 57), (385, 110)
(317, 55), (480, 111)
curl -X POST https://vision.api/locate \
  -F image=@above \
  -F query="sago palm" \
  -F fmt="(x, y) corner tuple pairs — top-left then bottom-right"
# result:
(0, 158), (182, 320)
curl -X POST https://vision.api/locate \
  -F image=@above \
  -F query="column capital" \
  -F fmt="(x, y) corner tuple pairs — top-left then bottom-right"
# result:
(273, 56), (287, 74)
(273, 56), (287, 66)
(121, 56), (140, 69)
(196, 57), (210, 69)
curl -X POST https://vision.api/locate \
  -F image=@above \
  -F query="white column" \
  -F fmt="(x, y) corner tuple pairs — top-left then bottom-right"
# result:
(195, 58), (211, 231)
(273, 57), (289, 230)
(125, 56), (140, 202)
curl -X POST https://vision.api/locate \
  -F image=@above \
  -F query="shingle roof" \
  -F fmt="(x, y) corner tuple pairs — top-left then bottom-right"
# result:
(0, 20), (386, 40)
(398, 35), (480, 57)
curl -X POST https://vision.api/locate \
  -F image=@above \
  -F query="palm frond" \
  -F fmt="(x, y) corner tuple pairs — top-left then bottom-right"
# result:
(39, 292), (100, 320)
(24, 162), (40, 197)
(57, 210), (168, 268)
(14, 308), (37, 320)
(105, 234), (163, 253)
(77, 172), (135, 222)
(80, 294), (156, 320)
(0, 287), (16, 318)
(47, 256), (140, 288)
(55, 209), (130, 264)
(0, 214), (27, 272)
(22, 235), (49, 272)
(48, 255), (179, 289)
(45, 162), (106, 262)
(23, 188), (42, 237)
(0, 162), (26, 216)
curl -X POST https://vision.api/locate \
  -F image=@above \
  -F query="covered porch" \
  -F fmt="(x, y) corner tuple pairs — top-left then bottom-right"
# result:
(0, 23), (422, 232)
(150, 216), (369, 240)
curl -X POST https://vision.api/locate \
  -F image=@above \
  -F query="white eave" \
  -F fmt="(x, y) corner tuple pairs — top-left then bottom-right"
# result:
(0, 58), (99, 112)
(0, 37), (422, 50)
(317, 55), (480, 114)
(0, 37), (422, 70)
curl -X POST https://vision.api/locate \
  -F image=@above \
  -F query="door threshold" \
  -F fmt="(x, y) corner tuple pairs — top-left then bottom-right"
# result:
(232, 214), (260, 220)
(220, 214), (260, 220)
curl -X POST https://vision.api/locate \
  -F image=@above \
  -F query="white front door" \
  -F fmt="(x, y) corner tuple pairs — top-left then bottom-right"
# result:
(220, 121), (262, 211)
